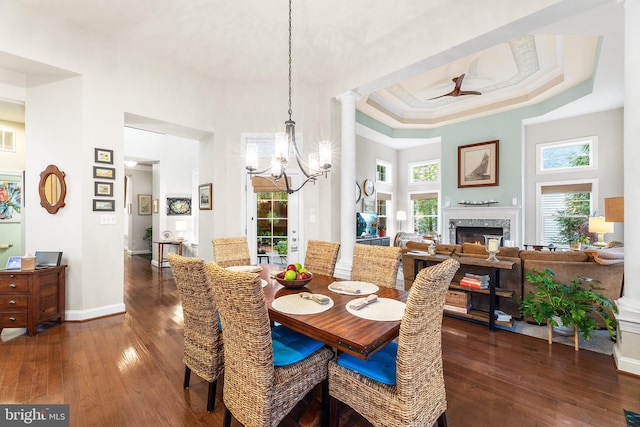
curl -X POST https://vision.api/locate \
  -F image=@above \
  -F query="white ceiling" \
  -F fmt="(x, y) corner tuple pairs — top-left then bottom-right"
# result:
(0, 0), (625, 134)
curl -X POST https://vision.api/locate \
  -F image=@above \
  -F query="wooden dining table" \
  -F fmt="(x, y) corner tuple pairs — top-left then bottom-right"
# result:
(258, 264), (409, 360)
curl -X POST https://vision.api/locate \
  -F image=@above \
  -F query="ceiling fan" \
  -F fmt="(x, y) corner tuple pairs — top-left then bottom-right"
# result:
(428, 73), (482, 100)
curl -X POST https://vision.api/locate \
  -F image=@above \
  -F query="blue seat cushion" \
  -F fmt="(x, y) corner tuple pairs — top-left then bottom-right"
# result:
(271, 325), (325, 367)
(336, 341), (397, 385)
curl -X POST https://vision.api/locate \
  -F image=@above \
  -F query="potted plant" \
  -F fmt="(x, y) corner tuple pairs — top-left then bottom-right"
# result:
(520, 268), (618, 341)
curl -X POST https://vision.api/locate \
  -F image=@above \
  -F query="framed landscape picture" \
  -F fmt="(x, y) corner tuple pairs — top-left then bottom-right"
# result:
(95, 148), (113, 164)
(94, 181), (113, 197)
(93, 199), (115, 211)
(458, 140), (499, 188)
(93, 166), (115, 180)
(198, 183), (212, 210)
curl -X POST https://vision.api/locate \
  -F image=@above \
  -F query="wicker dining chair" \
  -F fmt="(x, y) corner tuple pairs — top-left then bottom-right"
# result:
(212, 236), (251, 267)
(304, 240), (341, 277)
(328, 258), (460, 427)
(205, 262), (334, 427)
(167, 253), (224, 413)
(351, 244), (402, 288)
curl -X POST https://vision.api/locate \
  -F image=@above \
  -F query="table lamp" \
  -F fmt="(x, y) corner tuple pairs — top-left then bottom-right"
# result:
(396, 210), (407, 231)
(175, 220), (187, 241)
(588, 216), (613, 247)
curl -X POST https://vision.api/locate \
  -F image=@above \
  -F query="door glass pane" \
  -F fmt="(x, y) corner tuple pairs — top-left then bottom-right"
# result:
(256, 191), (288, 265)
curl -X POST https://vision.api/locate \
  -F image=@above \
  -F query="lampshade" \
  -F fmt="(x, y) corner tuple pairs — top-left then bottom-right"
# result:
(396, 210), (407, 221)
(588, 216), (614, 234)
(604, 197), (624, 222)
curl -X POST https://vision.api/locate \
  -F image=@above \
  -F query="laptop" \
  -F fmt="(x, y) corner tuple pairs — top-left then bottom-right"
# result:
(5, 256), (22, 271)
(35, 251), (63, 268)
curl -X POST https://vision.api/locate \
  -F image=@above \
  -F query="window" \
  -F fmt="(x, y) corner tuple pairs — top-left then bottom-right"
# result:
(536, 137), (597, 173)
(0, 130), (15, 152)
(376, 160), (391, 183)
(376, 193), (391, 236)
(411, 192), (438, 234)
(256, 191), (288, 261)
(538, 181), (594, 246)
(409, 160), (439, 183)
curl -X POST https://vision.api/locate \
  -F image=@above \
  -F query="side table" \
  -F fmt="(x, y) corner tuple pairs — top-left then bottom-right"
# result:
(155, 240), (186, 268)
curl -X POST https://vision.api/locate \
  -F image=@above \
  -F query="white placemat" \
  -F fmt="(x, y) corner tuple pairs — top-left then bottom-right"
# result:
(346, 297), (406, 321)
(271, 293), (334, 315)
(226, 265), (263, 273)
(328, 281), (379, 296)
(260, 279), (268, 288)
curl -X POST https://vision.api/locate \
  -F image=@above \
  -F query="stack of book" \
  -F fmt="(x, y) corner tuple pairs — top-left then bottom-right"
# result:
(459, 272), (489, 289)
(494, 310), (512, 322)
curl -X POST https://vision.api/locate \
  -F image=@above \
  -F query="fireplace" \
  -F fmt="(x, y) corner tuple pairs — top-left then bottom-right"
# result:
(442, 206), (519, 246)
(456, 226), (503, 245)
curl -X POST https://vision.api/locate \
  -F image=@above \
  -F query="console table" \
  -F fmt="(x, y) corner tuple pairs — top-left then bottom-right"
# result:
(407, 252), (513, 331)
(0, 266), (66, 336)
(155, 240), (186, 268)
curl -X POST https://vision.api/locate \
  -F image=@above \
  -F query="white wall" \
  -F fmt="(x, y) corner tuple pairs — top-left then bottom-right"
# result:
(523, 108), (624, 243)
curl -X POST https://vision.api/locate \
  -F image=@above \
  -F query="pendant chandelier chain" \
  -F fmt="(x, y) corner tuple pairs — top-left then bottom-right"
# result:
(288, 0), (293, 122)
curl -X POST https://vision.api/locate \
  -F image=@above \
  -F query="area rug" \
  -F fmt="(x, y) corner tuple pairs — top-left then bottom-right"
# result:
(497, 320), (614, 355)
(626, 409), (640, 427)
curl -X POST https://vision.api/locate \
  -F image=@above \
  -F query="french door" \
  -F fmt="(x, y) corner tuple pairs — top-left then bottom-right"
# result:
(246, 175), (300, 265)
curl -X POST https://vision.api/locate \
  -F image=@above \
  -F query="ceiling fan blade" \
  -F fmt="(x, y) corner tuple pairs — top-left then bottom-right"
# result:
(459, 90), (482, 96)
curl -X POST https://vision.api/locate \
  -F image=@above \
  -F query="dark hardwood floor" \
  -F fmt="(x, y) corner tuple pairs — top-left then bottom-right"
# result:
(1, 254), (638, 426)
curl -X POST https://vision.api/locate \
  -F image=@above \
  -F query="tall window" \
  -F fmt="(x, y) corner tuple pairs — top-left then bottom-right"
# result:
(539, 182), (594, 245)
(0, 130), (15, 152)
(537, 137), (597, 173)
(410, 161), (439, 183)
(376, 160), (391, 183)
(376, 193), (391, 236)
(411, 192), (438, 234)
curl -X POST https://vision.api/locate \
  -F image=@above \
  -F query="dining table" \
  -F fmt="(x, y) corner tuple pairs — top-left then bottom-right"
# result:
(257, 264), (409, 360)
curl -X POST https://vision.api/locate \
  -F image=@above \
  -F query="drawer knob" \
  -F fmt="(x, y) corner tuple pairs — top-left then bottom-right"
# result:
(9, 283), (16, 288)
(9, 317), (16, 321)
(9, 300), (16, 304)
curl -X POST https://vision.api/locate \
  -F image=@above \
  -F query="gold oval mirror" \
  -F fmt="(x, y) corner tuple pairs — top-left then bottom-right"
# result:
(38, 164), (67, 214)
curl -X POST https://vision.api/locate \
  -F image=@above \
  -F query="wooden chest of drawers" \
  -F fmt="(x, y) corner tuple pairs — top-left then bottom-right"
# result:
(0, 265), (66, 336)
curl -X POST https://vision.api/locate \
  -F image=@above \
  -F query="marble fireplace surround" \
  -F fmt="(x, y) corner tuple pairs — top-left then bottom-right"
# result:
(442, 206), (520, 246)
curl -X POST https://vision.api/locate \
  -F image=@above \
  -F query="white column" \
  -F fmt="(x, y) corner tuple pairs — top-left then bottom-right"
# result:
(614, 0), (640, 375)
(334, 91), (361, 278)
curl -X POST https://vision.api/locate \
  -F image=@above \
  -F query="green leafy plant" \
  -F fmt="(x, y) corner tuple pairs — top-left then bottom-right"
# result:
(521, 268), (617, 341)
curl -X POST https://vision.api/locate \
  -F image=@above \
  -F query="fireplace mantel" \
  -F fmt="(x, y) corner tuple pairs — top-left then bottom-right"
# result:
(442, 206), (519, 246)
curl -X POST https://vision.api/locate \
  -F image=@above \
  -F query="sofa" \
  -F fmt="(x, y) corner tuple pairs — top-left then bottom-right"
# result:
(400, 241), (624, 323)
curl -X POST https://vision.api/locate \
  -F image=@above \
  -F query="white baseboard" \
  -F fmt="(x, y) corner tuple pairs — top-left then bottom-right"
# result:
(614, 344), (640, 376)
(65, 303), (126, 322)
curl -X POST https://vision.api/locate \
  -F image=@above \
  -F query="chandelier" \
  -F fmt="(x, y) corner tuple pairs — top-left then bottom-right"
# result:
(245, 0), (332, 194)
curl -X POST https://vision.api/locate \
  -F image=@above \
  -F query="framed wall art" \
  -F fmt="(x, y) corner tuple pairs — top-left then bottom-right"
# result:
(167, 197), (191, 215)
(93, 199), (115, 211)
(138, 194), (152, 215)
(0, 175), (22, 223)
(95, 148), (113, 164)
(93, 166), (115, 180)
(362, 198), (375, 213)
(198, 183), (212, 210)
(94, 181), (113, 197)
(458, 140), (499, 188)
